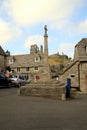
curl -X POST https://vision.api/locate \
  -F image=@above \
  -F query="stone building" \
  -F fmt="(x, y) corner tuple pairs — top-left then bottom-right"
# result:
(60, 38), (87, 92)
(0, 46), (6, 72)
(6, 25), (51, 81)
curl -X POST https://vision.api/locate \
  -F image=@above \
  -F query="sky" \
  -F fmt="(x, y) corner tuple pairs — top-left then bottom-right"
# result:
(0, 0), (87, 59)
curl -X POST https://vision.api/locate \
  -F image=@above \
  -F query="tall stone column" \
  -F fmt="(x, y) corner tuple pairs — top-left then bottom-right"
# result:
(43, 25), (51, 81)
(44, 25), (48, 58)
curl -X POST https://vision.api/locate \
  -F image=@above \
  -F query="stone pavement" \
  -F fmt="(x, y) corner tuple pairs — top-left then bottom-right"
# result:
(0, 88), (87, 130)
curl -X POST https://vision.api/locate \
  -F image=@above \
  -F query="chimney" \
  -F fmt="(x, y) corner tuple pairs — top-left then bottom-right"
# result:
(40, 45), (43, 52)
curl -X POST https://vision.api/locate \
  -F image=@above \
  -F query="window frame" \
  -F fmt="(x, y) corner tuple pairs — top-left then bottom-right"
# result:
(34, 66), (39, 71)
(9, 59), (14, 64)
(17, 67), (20, 72)
(26, 67), (30, 72)
(35, 56), (41, 62)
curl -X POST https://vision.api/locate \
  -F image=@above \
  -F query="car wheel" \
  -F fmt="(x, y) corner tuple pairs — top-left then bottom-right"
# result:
(17, 83), (21, 87)
(7, 82), (12, 88)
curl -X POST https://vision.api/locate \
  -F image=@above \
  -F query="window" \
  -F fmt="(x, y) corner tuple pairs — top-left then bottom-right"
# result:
(9, 59), (14, 64)
(17, 67), (20, 72)
(70, 74), (75, 78)
(25, 74), (29, 80)
(35, 56), (41, 62)
(34, 66), (39, 71)
(26, 67), (30, 71)
(0, 73), (4, 79)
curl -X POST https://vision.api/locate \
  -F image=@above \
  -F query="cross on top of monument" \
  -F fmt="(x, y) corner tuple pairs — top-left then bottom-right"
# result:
(44, 25), (48, 35)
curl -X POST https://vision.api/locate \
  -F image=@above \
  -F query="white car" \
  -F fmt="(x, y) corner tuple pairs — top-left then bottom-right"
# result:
(9, 74), (26, 87)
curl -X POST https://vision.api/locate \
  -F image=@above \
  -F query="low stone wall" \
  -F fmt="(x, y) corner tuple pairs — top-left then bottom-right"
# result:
(70, 88), (78, 99)
(18, 81), (78, 100)
(18, 84), (66, 100)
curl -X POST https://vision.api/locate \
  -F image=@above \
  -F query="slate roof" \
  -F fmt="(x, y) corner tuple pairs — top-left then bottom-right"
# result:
(75, 38), (87, 47)
(7, 53), (45, 68)
(0, 46), (6, 56)
(75, 38), (87, 61)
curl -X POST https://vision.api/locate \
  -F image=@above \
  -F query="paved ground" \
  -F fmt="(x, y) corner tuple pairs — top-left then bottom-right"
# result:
(0, 87), (87, 130)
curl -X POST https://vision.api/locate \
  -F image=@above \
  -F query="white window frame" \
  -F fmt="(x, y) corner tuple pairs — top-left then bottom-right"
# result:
(9, 59), (14, 64)
(35, 56), (40, 62)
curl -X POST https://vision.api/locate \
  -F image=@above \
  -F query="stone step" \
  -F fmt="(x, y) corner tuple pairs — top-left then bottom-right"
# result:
(26, 82), (65, 88)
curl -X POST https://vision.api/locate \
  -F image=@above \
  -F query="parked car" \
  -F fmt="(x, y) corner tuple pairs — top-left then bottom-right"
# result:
(0, 73), (12, 88)
(9, 74), (27, 87)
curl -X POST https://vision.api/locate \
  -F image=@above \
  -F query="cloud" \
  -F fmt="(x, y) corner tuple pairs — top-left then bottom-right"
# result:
(77, 19), (87, 34)
(0, 0), (86, 58)
(58, 43), (75, 58)
(65, 19), (87, 37)
(0, 18), (22, 44)
(24, 35), (43, 49)
(2, 0), (84, 27)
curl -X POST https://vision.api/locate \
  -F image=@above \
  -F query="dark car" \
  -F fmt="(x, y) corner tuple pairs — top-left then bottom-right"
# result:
(0, 73), (12, 88)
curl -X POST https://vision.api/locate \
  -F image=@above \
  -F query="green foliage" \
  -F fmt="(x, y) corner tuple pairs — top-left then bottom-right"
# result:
(48, 53), (71, 73)
(48, 53), (70, 65)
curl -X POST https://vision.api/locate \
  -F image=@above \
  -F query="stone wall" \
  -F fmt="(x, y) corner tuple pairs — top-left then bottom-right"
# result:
(79, 62), (87, 92)
(59, 60), (87, 92)
(60, 61), (79, 88)
(0, 55), (5, 72)
(18, 82), (66, 100)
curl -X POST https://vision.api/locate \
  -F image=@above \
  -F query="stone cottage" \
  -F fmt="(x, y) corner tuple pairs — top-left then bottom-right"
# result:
(0, 46), (6, 72)
(60, 38), (87, 92)
(6, 25), (51, 81)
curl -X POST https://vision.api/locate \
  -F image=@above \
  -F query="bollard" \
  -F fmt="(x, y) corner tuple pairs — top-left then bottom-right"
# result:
(66, 78), (71, 98)
(61, 93), (66, 100)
